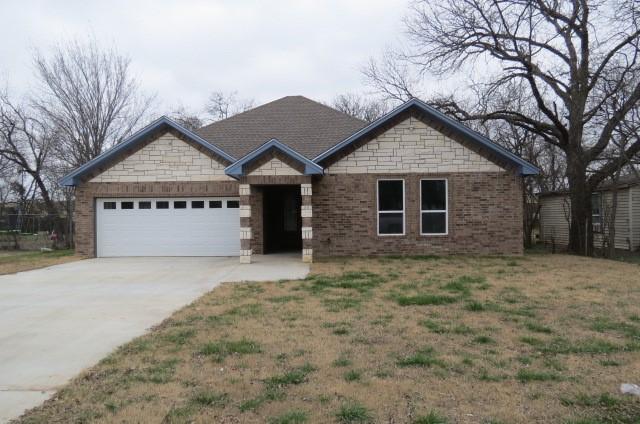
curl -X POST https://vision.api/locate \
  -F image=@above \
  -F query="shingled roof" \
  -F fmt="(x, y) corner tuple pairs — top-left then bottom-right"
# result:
(195, 95), (367, 159)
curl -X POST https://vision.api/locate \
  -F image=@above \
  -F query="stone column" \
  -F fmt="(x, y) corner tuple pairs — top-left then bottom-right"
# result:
(301, 183), (313, 263)
(239, 183), (252, 263)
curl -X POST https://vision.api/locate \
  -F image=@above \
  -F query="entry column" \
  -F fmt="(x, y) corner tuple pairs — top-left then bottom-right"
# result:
(301, 183), (313, 263)
(239, 183), (252, 263)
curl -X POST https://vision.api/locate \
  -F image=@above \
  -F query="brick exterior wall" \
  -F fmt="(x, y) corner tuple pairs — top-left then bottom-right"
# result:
(75, 181), (238, 257)
(72, 114), (524, 259)
(326, 117), (504, 174)
(90, 132), (233, 183)
(312, 172), (523, 257)
(250, 186), (264, 255)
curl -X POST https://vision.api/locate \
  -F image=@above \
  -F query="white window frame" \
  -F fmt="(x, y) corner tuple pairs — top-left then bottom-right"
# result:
(591, 192), (602, 233)
(420, 178), (448, 236)
(377, 179), (405, 236)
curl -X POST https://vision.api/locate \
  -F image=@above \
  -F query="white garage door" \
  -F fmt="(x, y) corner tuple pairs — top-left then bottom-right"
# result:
(96, 197), (240, 257)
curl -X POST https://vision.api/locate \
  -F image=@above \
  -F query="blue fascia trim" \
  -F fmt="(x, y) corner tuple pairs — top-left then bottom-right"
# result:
(313, 98), (540, 176)
(225, 138), (324, 178)
(58, 116), (236, 186)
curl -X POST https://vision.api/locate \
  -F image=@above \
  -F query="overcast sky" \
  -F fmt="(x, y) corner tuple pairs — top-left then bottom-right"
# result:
(0, 0), (410, 114)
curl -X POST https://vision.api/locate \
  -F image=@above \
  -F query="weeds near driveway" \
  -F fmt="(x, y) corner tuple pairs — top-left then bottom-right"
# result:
(0, 249), (78, 275)
(15, 253), (640, 423)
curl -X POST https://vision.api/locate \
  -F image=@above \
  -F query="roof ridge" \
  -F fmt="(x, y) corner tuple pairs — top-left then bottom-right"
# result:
(198, 95), (366, 132)
(305, 96), (368, 125)
(197, 96), (290, 130)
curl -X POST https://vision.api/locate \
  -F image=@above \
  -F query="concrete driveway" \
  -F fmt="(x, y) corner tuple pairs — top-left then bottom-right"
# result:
(0, 255), (308, 423)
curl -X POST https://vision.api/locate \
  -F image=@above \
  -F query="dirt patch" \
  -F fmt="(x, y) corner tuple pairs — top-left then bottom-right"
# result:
(0, 250), (82, 275)
(14, 253), (640, 423)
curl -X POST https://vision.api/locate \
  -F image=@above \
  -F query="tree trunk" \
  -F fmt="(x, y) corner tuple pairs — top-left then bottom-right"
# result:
(566, 155), (593, 255)
(31, 172), (63, 248)
(522, 181), (534, 249)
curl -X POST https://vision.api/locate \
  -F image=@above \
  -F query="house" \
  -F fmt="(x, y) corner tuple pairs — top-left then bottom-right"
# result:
(539, 175), (640, 252)
(60, 96), (538, 262)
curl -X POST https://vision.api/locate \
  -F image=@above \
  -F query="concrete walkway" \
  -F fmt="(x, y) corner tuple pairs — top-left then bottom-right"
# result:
(0, 254), (308, 423)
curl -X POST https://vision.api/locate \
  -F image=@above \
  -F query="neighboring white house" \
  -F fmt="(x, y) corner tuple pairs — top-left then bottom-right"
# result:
(539, 176), (640, 251)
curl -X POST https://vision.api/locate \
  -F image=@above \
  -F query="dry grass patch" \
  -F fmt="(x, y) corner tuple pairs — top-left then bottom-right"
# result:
(0, 249), (81, 275)
(15, 253), (640, 423)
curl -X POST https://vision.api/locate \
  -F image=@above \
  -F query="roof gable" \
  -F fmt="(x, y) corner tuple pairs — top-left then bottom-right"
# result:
(314, 98), (539, 176)
(326, 116), (505, 174)
(59, 116), (235, 186)
(225, 139), (323, 178)
(89, 132), (232, 183)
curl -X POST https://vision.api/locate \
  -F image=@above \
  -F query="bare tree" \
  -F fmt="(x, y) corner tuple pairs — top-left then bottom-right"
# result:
(0, 92), (57, 217)
(331, 93), (390, 122)
(367, 0), (640, 255)
(168, 106), (206, 131)
(451, 80), (566, 247)
(205, 91), (254, 121)
(32, 39), (155, 169)
(362, 51), (421, 103)
(0, 158), (15, 218)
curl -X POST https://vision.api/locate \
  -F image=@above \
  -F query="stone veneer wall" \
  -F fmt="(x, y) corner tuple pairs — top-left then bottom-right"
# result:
(90, 132), (232, 183)
(312, 172), (523, 256)
(327, 117), (504, 174)
(249, 157), (303, 176)
(74, 181), (239, 257)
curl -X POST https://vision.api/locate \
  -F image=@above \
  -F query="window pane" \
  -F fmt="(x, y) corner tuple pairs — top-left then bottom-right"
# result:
(103, 202), (116, 210)
(156, 201), (169, 209)
(174, 201), (187, 209)
(591, 194), (601, 215)
(121, 201), (134, 210)
(421, 180), (446, 211)
(379, 213), (403, 234)
(378, 180), (403, 211)
(422, 212), (447, 234)
(227, 200), (239, 208)
(209, 200), (222, 208)
(138, 201), (152, 209)
(192, 200), (204, 209)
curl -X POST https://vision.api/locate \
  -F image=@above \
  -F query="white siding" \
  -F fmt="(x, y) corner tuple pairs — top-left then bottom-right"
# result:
(593, 189), (632, 251)
(632, 185), (640, 251)
(539, 195), (571, 247)
(540, 188), (635, 251)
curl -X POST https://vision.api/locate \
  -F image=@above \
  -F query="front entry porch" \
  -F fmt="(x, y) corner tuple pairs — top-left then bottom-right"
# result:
(263, 185), (302, 253)
(239, 178), (313, 264)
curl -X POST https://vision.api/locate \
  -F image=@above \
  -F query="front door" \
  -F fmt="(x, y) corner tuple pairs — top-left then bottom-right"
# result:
(263, 186), (302, 253)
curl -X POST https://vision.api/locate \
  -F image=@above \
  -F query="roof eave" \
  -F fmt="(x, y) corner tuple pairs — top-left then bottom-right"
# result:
(58, 116), (236, 187)
(224, 138), (324, 178)
(313, 98), (539, 176)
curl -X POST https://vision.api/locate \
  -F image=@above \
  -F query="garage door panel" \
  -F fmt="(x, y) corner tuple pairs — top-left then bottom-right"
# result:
(96, 197), (240, 257)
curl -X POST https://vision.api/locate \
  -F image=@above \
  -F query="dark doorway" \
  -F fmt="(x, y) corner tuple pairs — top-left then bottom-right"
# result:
(263, 185), (302, 253)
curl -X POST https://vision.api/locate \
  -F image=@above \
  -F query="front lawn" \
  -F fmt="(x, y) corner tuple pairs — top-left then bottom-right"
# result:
(16, 253), (640, 423)
(0, 249), (79, 275)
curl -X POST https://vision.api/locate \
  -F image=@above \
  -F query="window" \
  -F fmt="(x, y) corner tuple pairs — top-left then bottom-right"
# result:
(174, 201), (187, 209)
(138, 201), (152, 209)
(192, 200), (205, 209)
(421, 179), (448, 235)
(227, 200), (239, 208)
(591, 193), (602, 233)
(377, 180), (404, 235)
(121, 201), (134, 210)
(103, 202), (116, 210)
(209, 200), (222, 208)
(156, 201), (169, 209)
